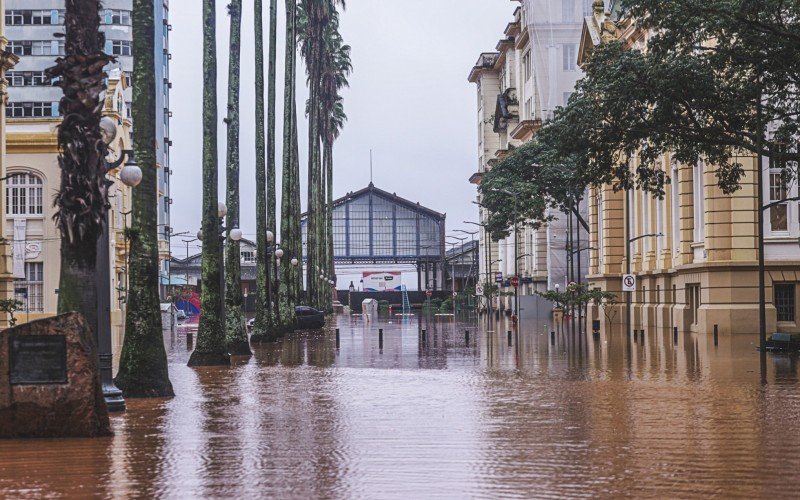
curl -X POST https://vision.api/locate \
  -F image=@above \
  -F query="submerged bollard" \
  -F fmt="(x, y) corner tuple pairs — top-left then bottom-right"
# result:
(336, 328), (340, 348)
(550, 331), (555, 344)
(674, 326), (678, 344)
(421, 329), (427, 343)
(714, 324), (719, 346)
(640, 330), (645, 344)
(379, 328), (384, 349)
(465, 330), (470, 345)
(507, 330), (512, 346)
(186, 332), (193, 350)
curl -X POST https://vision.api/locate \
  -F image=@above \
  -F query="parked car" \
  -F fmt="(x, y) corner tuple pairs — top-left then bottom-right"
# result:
(246, 306), (325, 331)
(176, 309), (187, 322)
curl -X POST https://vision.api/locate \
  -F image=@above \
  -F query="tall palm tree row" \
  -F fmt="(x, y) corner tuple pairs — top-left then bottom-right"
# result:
(189, 0), (229, 366)
(266, 0), (283, 334)
(298, 0), (345, 311)
(251, 0), (278, 343)
(279, 0), (301, 329)
(50, 0), (112, 330)
(223, 0), (251, 355)
(115, 0), (175, 396)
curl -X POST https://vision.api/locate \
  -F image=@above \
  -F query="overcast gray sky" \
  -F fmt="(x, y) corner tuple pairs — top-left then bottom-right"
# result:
(169, 0), (513, 256)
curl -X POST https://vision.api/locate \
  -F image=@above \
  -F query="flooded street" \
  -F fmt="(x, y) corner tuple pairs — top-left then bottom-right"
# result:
(2, 314), (800, 498)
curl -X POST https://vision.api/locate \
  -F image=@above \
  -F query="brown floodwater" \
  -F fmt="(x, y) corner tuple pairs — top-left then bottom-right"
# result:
(2, 313), (800, 498)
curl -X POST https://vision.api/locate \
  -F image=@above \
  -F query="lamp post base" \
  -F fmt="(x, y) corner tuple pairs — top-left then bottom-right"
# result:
(99, 353), (125, 412)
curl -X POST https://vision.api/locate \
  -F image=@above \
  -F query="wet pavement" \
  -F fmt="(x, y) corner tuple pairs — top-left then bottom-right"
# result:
(2, 313), (800, 498)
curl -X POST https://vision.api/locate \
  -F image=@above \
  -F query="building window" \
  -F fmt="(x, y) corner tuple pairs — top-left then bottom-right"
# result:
(241, 251), (256, 264)
(562, 44), (577, 71)
(6, 173), (44, 216)
(107, 40), (133, 56)
(562, 0), (575, 22)
(768, 157), (789, 232)
(693, 159), (705, 242)
(523, 51), (532, 81)
(102, 9), (132, 26)
(15, 262), (44, 313)
(7, 71), (56, 87)
(671, 158), (680, 256)
(641, 189), (650, 255)
(775, 283), (796, 322)
(6, 102), (59, 118)
(5, 10), (63, 26)
(596, 191), (604, 266)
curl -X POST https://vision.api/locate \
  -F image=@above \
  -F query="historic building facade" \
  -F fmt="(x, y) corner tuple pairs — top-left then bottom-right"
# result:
(4, 0), (173, 296)
(581, 2), (800, 335)
(468, 0), (590, 313)
(5, 71), (132, 354)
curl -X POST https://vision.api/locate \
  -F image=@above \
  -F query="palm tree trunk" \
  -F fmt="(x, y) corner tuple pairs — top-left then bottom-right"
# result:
(189, 0), (229, 366)
(51, 0), (111, 332)
(266, 0), (281, 333)
(223, 0), (250, 355)
(279, 0), (299, 328)
(306, 36), (322, 311)
(325, 139), (335, 308)
(251, 0), (277, 343)
(115, 0), (175, 395)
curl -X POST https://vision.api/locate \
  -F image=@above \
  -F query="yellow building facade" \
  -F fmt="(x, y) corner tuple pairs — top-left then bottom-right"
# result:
(5, 70), (132, 354)
(582, 3), (800, 336)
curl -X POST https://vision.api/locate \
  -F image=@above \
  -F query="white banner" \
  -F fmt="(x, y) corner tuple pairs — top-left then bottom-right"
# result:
(12, 219), (26, 279)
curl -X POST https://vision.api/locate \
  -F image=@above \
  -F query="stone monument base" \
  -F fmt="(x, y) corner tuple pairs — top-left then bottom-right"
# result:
(0, 313), (111, 438)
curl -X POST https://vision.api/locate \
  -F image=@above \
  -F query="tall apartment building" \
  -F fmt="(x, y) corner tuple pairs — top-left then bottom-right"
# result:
(580, 2), (800, 335)
(4, 1), (172, 296)
(468, 0), (590, 315)
(0, 0), (18, 327)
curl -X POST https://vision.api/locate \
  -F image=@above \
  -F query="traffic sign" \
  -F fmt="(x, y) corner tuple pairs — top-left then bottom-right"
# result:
(452, 292), (458, 297)
(495, 272), (503, 283)
(426, 289), (432, 298)
(475, 284), (484, 297)
(511, 276), (519, 288)
(622, 274), (636, 292)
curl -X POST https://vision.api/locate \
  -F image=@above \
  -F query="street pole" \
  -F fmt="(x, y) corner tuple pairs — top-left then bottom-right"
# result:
(756, 87), (767, 352)
(96, 211), (125, 412)
(626, 188), (632, 338)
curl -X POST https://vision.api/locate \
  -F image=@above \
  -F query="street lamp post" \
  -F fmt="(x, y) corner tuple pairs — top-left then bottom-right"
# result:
(197, 202), (242, 320)
(97, 140), (143, 412)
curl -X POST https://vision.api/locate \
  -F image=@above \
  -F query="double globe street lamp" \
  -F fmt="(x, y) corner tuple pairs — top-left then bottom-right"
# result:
(97, 115), (144, 412)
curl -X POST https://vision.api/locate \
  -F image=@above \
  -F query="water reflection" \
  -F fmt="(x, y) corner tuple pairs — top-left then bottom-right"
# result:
(1, 313), (800, 497)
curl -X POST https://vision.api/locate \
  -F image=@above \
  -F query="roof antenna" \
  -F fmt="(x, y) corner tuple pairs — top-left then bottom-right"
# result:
(369, 149), (373, 186)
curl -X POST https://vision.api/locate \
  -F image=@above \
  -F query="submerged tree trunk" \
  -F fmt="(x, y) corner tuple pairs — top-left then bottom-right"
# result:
(279, 0), (299, 329)
(224, 0), (250, 356)
(115, 0), (175, 396)
(189, 0), (229, 366)
(251, 0), (277, 343)
(266, 0), (281, 333)
(50, 0), (112, 331)
(325, 140), (334, 310)
(306, 34), (322, 311)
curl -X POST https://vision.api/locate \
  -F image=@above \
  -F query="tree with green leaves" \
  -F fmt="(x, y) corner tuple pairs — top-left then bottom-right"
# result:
(115, 0), (175, 396)
(189, 0), (229, 366)
(49, 0), (112, 331)
(223, 0), (250, 355)
(251, 0), (278, 343)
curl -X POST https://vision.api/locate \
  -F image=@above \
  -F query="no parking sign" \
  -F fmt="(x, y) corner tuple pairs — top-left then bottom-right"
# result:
(622, 274), (636, 292)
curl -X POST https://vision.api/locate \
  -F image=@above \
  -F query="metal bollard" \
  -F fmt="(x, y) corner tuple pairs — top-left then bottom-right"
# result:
(507, 330), (512, 346)
(714, 324), (719, 346)
(379, 328), (384, 349)
(335, 328), (340, 348)
(550, 331), (555, 344)
(186, 332), (193, 349)
(465, 330), (470, 345)
(421, 329), (426, 343)
(674, 326), (678, 344)
(640, 330), (645, 344)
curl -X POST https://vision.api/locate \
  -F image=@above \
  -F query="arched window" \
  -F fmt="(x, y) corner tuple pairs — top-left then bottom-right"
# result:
(6, 173), (43, 216)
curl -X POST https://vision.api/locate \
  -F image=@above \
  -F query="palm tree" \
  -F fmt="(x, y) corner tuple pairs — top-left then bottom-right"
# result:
(115, 0), (175, 396)
(251, 0), (277, 343)
(298, 0), (345, 311)
(189, 0), (229, 366)
(266, 0), (281, 333)
(223, 0), (250, 355)
(318, 19), (351, 310)
(50, 0), (111, 330)
(278, 0), (300, 331)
